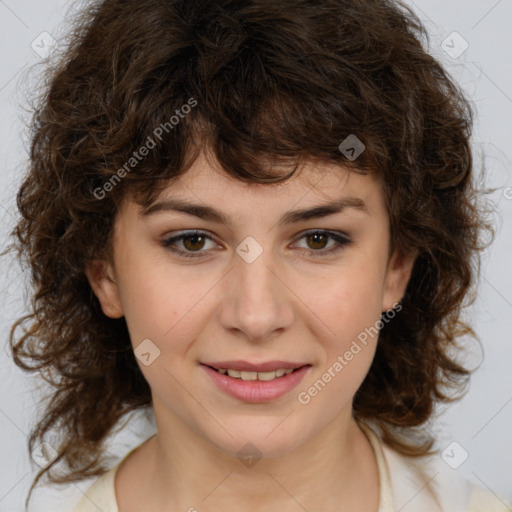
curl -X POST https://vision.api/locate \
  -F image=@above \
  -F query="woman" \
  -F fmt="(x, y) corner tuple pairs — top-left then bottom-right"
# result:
(8, 0), (509, 510)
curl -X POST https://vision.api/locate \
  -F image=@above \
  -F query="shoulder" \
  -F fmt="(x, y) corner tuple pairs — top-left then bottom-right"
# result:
(379, 439), (511, 512)
(71, 462), (120, 512)
(71, 434), (155, 512)
(467, 484), (512, 512)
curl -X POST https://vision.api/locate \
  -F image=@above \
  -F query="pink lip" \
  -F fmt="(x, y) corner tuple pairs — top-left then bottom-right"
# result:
(202, 360), (307, 372)
(201, 363), (311, 403)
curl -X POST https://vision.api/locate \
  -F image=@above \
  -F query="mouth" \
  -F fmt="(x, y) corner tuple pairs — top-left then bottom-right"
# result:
(201, 360), (310, 380)
(200, 361), (311, 403)
(203, 365), (305, 381)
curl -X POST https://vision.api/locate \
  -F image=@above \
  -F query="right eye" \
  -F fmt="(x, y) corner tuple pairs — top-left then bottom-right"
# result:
(161, 230), (219, 258)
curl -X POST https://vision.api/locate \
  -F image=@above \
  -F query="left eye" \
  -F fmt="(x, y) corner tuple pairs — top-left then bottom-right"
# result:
(294, 231), (352, 254)
(161, 230), (352, 259)
(161, 231), (218, 257)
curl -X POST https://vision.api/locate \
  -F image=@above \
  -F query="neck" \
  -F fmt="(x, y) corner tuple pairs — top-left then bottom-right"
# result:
(140, 408), (380, 512)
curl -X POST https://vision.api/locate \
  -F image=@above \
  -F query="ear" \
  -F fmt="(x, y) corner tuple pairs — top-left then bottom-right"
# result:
(84, 259), (124, 318)
(381, 245), (417, 313)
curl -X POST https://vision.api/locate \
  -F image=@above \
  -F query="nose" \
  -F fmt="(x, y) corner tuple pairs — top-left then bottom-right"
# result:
(217, 242), (295, 343)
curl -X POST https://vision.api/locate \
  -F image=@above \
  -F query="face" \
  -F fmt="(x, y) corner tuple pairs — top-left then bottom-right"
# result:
(86, 150), (416, 459)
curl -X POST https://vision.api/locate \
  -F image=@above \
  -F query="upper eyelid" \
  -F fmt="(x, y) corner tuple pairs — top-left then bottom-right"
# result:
(162, 229), (350, 249)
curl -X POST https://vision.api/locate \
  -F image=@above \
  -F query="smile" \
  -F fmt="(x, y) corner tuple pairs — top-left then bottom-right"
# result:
(213, 368), (296, 381)
(200, 363), (311, 403)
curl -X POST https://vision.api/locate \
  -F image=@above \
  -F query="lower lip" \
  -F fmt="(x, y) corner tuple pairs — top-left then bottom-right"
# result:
(201, 364), (311, 403)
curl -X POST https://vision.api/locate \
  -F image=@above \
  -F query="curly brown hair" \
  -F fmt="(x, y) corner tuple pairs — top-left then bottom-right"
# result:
(7, 0), (494, 508)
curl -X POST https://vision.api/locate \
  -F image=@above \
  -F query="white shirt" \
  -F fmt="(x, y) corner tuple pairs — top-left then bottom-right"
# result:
(72, 425), (510, 512)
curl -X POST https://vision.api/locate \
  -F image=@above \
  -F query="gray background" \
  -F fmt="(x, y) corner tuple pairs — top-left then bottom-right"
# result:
(1, 0), (511, 510)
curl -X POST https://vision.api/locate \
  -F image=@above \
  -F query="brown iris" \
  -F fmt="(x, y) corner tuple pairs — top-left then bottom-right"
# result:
(305, 233), (329, 250)
(182, 233), (207, 251)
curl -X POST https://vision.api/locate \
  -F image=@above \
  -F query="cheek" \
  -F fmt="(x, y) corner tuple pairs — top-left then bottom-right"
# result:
(307, 262), (386, 347)
(298, 273), (383, 410)
(295, 256), (387, 404)
(115, 251), (217, 350)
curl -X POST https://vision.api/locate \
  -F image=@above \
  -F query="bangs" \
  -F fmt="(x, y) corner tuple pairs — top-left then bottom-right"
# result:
(89, 2), (391, 208)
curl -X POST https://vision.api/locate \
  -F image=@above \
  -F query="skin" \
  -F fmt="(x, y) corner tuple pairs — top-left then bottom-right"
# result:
(85, 149), (416, 512)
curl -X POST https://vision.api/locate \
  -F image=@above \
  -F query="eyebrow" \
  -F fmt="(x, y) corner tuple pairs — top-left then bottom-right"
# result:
(141, 196), (369, 225)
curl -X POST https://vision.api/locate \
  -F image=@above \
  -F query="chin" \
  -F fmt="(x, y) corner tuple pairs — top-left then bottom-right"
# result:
(203, 418), (311, 461)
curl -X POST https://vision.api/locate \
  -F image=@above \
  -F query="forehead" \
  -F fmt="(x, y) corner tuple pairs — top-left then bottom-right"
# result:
(119, 152), (387, 226)
(137, 151), (385, 216)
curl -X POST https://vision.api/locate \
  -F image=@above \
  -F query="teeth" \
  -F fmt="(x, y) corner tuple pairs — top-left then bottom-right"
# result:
(219, 368), (296, 380)
(255, 371), (276, 381)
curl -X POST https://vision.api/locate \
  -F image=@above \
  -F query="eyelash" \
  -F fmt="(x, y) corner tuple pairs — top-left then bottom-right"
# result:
(161, 230), (352, 259)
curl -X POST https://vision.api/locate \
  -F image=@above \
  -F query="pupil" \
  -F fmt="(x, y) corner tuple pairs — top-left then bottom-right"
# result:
(184, 234), (205, 251)
(308, 233), (327, 250)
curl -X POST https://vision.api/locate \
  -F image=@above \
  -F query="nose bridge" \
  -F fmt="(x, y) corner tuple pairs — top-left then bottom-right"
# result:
(220, 236), (294, 341)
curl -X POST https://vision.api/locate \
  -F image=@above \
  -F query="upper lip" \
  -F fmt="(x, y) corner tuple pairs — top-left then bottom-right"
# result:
(202, 360), (310, 372)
